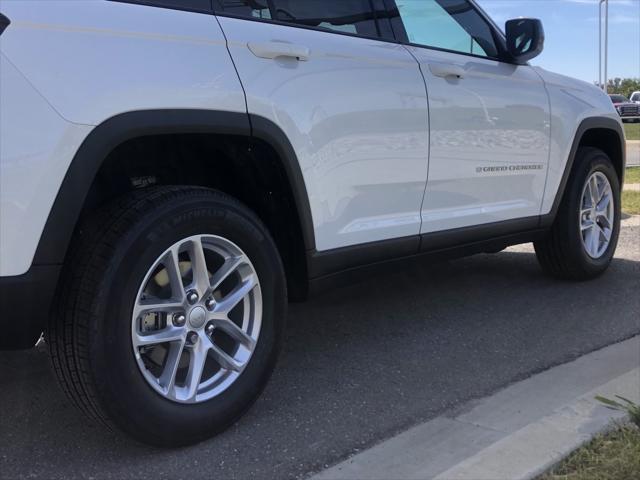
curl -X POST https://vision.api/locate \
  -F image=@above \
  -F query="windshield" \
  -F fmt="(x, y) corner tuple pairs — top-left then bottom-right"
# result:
(609, 95), (628, 103)
(631, 93), (640, 102)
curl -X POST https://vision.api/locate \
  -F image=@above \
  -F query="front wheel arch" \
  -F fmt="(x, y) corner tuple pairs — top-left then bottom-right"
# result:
(542, 117), (625, 229)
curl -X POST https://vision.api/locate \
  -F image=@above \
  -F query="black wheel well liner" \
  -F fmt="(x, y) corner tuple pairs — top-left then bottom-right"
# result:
(33, 109), (316, 274)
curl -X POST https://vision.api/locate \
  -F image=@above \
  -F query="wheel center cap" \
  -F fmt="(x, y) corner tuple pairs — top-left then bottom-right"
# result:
(188, 306), (207, 329)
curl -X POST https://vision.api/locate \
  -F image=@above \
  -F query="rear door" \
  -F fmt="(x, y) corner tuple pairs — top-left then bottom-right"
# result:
(214, 1), (430, 252)
(391, 0), (551, 234)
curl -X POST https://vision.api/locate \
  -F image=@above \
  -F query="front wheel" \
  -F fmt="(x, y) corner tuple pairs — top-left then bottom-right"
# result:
(48, 187), (286, 446)
(535, 147), (621, 280)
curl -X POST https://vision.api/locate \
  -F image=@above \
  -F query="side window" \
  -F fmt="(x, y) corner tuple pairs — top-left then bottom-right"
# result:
(213, 1), (272, 19)
(394, 0), (499, 58)
(215, 0), (388, 39)
(271, 1), (379, 37)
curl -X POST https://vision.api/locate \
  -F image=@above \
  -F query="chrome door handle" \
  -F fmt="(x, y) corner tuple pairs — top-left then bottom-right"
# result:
(429, 63), (465, 79)
(247, 42), (310, 61)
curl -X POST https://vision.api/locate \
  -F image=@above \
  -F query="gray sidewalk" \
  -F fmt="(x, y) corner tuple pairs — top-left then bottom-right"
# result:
(628, 140), (639, 167)
(312, 336), (640, 480)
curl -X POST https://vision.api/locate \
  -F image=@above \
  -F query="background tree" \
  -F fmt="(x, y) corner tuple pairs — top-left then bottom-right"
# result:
(597, 78), (640, 98)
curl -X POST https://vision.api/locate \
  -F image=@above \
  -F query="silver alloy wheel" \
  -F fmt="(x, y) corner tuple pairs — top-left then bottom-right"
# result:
(579, 171), (615, 259)
(131, 235), (262, 404)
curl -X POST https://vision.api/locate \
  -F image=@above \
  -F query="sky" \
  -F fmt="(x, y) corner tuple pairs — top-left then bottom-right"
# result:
(476, 0), (640, 83)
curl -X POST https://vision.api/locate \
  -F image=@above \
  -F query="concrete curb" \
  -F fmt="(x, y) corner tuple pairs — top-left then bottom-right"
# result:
(434, 369), (639, 480)
(311, 337), (640, 480)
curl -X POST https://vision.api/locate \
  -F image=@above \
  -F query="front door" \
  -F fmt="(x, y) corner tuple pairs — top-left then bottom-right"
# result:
(393, 0), (551, 234)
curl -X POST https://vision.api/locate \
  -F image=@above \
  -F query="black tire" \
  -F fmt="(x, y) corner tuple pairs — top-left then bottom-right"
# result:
(534, 147), (621, 280)
(48, 186), (286, 446)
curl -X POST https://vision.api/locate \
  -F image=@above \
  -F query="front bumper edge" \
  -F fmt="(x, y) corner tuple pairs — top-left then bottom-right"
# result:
(0, 265), (61, 350)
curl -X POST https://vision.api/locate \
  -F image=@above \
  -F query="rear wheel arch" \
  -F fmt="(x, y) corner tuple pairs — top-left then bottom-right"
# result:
(35, 109), (314, 300)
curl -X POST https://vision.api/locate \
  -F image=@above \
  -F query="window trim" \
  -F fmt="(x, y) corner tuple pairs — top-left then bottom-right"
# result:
(212, 1), (398, 44)
(112, 0), (521, 66)
(108, 0), (214, 14)
(384, 0), (518, 64)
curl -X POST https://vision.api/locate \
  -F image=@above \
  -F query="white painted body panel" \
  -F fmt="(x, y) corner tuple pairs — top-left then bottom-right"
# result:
(0, 1), (245, 126)
(406, 47), (551, 232)
(0, 1), (245, 276)
(0, 54), (92, 276)
(217, 17), (430, 251)
(533, 68), (621, 214)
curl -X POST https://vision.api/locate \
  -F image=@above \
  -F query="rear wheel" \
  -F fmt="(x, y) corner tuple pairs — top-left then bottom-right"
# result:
(48, 186), (286, 446)
(535, 147), (621, 280)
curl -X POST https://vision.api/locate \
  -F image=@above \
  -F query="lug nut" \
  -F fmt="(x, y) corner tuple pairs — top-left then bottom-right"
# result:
(187, 290), (199, 305)
(205, 297), (216, 310)
(187, 331), (199, 345)
(206, 324), (215, 336)
(172, 313), (186, 327)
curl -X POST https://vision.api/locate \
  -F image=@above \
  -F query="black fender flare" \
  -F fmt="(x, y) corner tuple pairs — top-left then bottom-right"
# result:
(540, 116), (625, 228)
(33, 109), (316, 266)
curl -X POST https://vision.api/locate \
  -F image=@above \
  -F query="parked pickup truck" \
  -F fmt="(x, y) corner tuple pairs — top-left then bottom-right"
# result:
(610, 94), (640, 122)
(0, 0), (625, 446)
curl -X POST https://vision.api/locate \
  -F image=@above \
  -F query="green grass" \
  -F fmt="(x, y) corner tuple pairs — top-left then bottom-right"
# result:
(540, 425), (640, 480)
(622, 191), (640, 215)
(624, 122), (640, 141)
(623, 167), (640, 214)
(625, 167), (640, 184)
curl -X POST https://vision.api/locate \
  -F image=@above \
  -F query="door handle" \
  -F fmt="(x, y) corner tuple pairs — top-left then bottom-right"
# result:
(248, 42), (310, 61)
(429, 63), (465, 79)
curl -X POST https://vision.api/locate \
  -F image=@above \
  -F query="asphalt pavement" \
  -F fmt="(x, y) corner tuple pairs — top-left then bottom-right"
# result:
(314, 337), (640, 480)
(1, 217), (639, 480)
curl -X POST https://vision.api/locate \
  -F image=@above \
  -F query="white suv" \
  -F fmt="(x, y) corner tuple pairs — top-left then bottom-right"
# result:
(0, 0), (626, 446)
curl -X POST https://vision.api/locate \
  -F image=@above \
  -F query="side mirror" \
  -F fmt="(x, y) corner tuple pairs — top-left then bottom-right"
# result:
(505, 18), (544, 64)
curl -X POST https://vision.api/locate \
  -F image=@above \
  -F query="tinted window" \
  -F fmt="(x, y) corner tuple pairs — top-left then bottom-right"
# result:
(394, 0), (498, 58)
(213, 0), (272, 19)
(216, 0), (386, 38)
(272, 1), (380, 37)
(610, 95), (628, 103)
